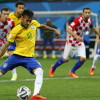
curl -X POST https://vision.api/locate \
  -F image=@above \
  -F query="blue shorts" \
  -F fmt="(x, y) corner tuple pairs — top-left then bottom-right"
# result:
(43, 38), (54, 45)
(0, 54), (42, 74)
(8, 42), (16, 51)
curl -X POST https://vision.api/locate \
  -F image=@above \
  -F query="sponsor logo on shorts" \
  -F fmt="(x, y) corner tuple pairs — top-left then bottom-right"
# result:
(3, 63), (8, 68)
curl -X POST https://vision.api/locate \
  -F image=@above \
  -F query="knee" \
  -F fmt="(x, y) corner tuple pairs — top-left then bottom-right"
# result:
(0, 70), (6, 76)
(63, 58), (69, 62)
(80, 57), (86, 62)
(34, 68), (43, 76)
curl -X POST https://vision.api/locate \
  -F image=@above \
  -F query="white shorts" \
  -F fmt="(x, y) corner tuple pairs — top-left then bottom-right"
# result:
(63, 42), (86, 60)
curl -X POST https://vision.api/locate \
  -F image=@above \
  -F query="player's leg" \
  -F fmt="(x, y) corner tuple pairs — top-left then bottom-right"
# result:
(89, 54), (100, 76)
(49, 42), (73, 77)
(0, 55), (19, 78)
(49, 39), (56, 59)
(7, 43), (17, 81)
(69, 44), (86, 78)
(43, 39), (48, 59)
(0, 70), (7, 76)
(24, 57), (46, 99)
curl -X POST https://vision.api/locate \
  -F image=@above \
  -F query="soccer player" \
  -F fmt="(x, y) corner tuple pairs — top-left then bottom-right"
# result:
(0, 7), (15, 54)
(89, 39), (100, 76)
(8, 1), (25, 81)
(49, 7), (100, 78)
(43, 19), (57, 59)
(0, 10), (60, 99)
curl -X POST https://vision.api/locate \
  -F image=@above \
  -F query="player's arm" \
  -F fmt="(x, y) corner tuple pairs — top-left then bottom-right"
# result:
(67, 18), (83, 42)
(90, 26), (100, 37)
(0, 42), (11, 57)
(67, 27), (83, 41)
(39, 24), (60, 38)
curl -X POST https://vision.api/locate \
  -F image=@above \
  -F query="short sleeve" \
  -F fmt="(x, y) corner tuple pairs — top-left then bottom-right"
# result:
(68, 18), (80, 30)
(10, 20), (15, 30)
(31, 20), (41, 28)
(89, 18), (93, 28)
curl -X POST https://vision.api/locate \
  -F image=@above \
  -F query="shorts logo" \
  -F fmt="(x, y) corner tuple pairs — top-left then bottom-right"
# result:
(3, 63), (8, 68)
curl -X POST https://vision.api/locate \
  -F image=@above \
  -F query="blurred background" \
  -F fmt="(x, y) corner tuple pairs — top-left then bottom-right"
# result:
(0, 0), (100, 58)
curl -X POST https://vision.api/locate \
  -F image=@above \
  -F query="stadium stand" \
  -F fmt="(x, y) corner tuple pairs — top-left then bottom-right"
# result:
(35, 40), (66, 51)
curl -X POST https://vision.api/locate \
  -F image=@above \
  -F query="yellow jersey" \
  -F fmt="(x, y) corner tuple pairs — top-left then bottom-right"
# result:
(9, 12), (21, 25)
(7, 20), (40, 57)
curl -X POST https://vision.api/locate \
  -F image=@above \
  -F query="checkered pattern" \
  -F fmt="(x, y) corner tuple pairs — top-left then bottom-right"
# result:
(0, 18), (15, 46)
(68, 16), (92, 46)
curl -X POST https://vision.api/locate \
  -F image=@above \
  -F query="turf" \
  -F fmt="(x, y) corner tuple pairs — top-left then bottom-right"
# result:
(0, 57), (100, 100)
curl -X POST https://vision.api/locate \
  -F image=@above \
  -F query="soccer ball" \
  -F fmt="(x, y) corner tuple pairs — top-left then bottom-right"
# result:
(17, 86), (31, 100)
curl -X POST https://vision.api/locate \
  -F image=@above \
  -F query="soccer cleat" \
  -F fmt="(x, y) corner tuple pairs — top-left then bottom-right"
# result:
(48, 65), (55, 77)
(51, 55), (56, 59)
(31, 94), (46, 99)
(69, 72), (79, 78)
(11, 75), (17, 81)
(43, 55), (47, 59)
(89, 68), (95, 76)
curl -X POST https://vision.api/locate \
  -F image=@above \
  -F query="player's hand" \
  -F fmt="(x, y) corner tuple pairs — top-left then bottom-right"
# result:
(54, 29), (60, 38)
(76, 35), (83, 42)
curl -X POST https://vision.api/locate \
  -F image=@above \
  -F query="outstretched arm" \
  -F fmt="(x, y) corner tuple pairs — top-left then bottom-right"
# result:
(91, 26), (100, 37)
(0, 42), (11, 58)
(39, 24), (60, 38)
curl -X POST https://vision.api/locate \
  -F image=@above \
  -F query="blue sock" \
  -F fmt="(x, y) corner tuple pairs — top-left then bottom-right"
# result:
(71, 60), (84, 73)
(52, 58), (65, 71)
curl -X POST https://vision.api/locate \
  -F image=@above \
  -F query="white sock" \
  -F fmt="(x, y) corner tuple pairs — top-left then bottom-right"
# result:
(12, 68), (17, 76)
(52, 50), (55, 56)
(0, 72), (3, 76)
(43, 50), (47, 56)
(33, 68), (43, 96)
(92, 54), (99, 69)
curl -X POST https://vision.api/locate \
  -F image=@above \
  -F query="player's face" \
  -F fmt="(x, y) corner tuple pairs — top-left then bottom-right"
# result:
(16, 5), (25, 15)
(21, 16), (33, 28)
(1, 10), (10, 22)
(82, 9), (91, 20)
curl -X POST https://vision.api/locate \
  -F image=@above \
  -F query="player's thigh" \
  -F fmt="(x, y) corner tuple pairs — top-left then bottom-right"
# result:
(43, 39), (48, 45)
(24, 58), (42, 74)
(0, 55), (19, 71)
(63, 43), (75, 60)
(76, 45), (86, 58)
(49, 39), (54, 44)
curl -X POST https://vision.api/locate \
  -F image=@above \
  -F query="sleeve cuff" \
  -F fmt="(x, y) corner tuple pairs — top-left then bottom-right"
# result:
(7, 40), (14, 43)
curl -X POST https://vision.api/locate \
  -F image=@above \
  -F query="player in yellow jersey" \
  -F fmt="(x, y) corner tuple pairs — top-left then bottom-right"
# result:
(8, 1), (25, 81)
(0, 10), (60, 99)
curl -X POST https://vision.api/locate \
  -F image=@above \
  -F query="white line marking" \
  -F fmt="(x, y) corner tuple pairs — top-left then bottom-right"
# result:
(0, 76), (100, 83)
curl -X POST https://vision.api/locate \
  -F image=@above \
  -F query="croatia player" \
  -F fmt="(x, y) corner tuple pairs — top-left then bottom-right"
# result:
(8, 1), (25, 81)
(49, 7), (100, 78)
(89, 39), (100, 76)
(0, 9), (60, 99)
(0, 7), (15, 54)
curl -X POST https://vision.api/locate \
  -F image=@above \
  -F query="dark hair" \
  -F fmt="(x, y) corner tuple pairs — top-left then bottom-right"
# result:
(15, 1), (25, 7)
(22, 9), (34, 18)
(1, 7), (10, 13)
(83, 7), (91, 12)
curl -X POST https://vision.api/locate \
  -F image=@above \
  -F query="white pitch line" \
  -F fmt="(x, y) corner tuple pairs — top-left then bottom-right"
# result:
(0, 76), (100, 83)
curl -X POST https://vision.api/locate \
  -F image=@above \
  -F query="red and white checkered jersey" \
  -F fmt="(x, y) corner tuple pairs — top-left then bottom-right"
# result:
(68, 16), (92, 46)
(0, 18), (15, 46)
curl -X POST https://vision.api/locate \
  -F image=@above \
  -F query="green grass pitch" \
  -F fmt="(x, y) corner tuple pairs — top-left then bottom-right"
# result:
(0, 57), (100, 100)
